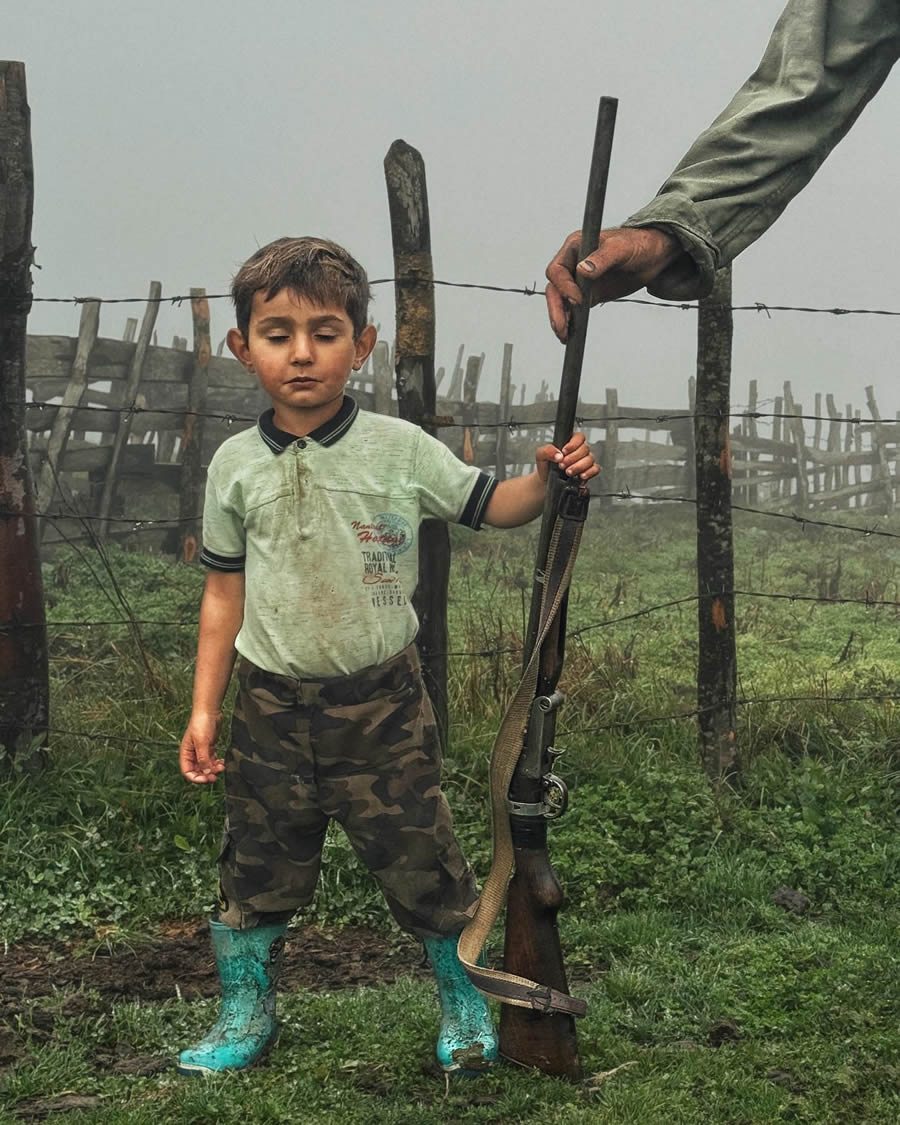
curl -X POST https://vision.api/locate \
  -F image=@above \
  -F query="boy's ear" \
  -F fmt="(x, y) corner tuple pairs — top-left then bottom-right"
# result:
(226, 328), (252, 367)
(353, 323), (377, 369)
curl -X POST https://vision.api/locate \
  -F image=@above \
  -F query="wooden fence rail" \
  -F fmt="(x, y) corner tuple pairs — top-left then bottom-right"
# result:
(21, 299), (900, 553)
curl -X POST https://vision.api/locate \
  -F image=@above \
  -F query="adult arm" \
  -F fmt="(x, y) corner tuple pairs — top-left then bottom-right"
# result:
(626, 0), (900, 300)
(546, 0), (900, 334)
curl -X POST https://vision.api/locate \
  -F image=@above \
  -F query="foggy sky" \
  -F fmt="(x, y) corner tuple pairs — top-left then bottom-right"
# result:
(7, 0), (899, 423)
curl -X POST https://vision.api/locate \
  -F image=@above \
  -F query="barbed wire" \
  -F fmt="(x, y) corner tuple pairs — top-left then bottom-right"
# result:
(4, 586), (897, 649)
(561, 691), (900, 737)
(592, 490), (900, 541)
(5, 688), (897, 751)
(6, 486), (899, 544)
(24, 397), (892, 430)
(9, 277), (900, 318)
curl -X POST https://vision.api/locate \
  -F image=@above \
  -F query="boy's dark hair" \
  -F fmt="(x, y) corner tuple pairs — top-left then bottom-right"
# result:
(232, 236), (372, 341)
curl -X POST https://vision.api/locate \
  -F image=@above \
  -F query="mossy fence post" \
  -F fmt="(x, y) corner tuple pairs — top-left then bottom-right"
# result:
(0, 61), (48, 777)
(178, 288), (210, 562)
(384, 139), (450, 749)
(695, 264), (739, 785)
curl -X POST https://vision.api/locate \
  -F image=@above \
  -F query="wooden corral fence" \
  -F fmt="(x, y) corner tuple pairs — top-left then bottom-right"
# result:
(24, 291), (899, 553)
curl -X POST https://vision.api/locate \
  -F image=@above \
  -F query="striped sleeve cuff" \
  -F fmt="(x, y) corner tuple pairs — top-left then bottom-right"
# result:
(199, 547), (246, 572)
(459, 472), (498, 530)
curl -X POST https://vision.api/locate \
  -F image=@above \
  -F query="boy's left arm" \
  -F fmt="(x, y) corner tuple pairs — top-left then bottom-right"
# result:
(483, 432), (598, 528)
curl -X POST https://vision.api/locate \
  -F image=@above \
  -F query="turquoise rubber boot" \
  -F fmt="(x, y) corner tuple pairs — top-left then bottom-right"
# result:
(423, 934), (498, 1074)
(177, 920), (286, 1076)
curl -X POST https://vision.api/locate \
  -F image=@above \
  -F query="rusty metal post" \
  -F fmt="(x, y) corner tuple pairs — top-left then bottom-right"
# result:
(694, 264), (739, 785)
(0, 61), (48, 776)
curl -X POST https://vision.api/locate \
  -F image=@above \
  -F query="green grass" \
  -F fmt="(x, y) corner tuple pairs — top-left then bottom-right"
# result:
(1, 507), (899, 1122)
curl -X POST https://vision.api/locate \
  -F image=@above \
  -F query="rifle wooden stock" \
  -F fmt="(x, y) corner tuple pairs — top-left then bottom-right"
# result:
(498, 96), (618, 1079)
(499, 820), (580, 1077)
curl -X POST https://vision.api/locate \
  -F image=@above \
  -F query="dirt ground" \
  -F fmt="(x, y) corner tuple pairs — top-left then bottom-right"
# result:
(0, 921), (427, 1070)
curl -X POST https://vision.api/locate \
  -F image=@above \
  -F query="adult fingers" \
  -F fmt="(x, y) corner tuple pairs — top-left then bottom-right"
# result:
(545, 231), (584, 306)
(575, 227), (682, 302)
(545, 282), (571, 344)
(545, 231), (584, 343)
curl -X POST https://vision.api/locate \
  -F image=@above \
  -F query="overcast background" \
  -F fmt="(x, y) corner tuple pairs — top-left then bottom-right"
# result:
(7, 0), (899, 419)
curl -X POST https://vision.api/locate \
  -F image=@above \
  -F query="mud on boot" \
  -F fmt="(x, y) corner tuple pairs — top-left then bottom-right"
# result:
(423, 933), (498, 1074)
(177, 919), (286, 1076)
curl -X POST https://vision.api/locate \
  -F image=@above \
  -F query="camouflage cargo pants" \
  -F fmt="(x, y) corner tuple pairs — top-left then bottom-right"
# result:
(216, 643), (479, 938)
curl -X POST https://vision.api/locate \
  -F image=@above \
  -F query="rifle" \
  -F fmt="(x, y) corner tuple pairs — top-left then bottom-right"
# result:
(458, 97), (617, 1079)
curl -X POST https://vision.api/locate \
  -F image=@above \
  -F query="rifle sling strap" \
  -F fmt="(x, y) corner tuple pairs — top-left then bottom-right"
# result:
(457, 487), (586, 1018)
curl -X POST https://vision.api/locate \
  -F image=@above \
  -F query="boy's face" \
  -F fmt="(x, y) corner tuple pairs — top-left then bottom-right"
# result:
(227, 288), (376, 435)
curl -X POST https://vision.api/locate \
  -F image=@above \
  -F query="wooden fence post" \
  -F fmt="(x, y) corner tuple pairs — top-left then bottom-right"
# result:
(813, 391), (823, 495)
(495, 343), (513, 481)
(461, 353), (483, 464)
(384, 139), (450, 749)
(825, 394), (841, 496)
(0, 60), (48, 777)
(372, 339), (392, 415)
(865, 385), (894, 513)
(178, 289), (210, 562)
(97, 281), (161, 537)
(746, 378), (759, 504)
(157, 335), (186, 463)
(35, 299), (101, 531)
(783, 381), (809, 507)
(447, 343), (464, 400)
(602, 386), (618, 502)
(694, 264), (738, 785)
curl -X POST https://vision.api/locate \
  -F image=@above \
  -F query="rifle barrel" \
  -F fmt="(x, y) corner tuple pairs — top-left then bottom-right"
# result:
(552, 96), (618, 450)
(525, 96), (618, 662)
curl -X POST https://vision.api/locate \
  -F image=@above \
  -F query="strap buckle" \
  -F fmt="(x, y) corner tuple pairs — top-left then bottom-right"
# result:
(557, 483), (590, 522)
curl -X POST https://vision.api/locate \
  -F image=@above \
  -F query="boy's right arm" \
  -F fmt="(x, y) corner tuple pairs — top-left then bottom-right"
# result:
(179, 569), (245, 784)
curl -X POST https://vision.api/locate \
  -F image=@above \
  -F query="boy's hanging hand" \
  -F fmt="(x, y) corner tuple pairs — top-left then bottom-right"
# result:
(179, 714), (226, 784)
(535, 432), (599, 483)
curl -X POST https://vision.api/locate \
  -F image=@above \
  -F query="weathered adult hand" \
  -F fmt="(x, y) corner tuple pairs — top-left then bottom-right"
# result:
(545, 226), (681, 342)
(536, 433), (599, 483)
(179, 712), (225, 784)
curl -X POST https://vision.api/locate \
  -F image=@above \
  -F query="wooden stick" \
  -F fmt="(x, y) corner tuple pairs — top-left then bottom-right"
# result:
(372, 339), (392, 415)
(495, 343), (513, 481)
(602, 386), (619, 502)
(461, 353), (483, 464)
(35, 299), (100, 523)
(97, 281), (161, 536)
(158, 335), (187, 463)
(865, 385), (894, 513)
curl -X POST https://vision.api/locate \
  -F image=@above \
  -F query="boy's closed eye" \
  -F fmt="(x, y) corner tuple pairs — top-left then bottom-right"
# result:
(265, 333), (338, 343)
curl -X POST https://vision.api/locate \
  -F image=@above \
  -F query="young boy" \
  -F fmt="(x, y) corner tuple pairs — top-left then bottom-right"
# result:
(176, 236), (598, 1077)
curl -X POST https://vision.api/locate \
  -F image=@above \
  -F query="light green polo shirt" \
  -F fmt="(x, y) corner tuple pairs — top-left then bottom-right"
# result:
(199, 396), (497, 679)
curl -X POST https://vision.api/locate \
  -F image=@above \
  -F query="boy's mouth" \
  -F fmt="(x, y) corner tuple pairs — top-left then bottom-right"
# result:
(286, 376), (317, 386)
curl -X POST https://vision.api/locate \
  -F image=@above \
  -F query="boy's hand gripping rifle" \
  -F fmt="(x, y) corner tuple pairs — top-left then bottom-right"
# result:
(457, 97), (617, 1079)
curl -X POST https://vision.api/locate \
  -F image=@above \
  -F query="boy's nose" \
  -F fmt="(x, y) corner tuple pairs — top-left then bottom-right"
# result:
(290, 335), (313, 363)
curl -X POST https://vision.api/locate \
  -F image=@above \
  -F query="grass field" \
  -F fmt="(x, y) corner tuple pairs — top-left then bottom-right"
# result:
(1, 505), (898, 1123)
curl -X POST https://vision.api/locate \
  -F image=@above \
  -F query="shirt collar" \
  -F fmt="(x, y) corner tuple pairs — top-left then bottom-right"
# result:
(257, 395), (359, 454)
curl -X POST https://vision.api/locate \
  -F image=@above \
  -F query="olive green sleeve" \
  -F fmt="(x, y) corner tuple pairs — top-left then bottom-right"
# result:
(622, 0), (900, 300)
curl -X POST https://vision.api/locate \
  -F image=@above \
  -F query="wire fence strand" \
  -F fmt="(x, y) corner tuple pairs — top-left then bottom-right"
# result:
(10, 276), (900, 318)
(6, 688), (897, 752)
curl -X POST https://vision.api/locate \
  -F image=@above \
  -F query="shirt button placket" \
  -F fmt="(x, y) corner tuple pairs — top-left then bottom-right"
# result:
(295, 440), (312, 539)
